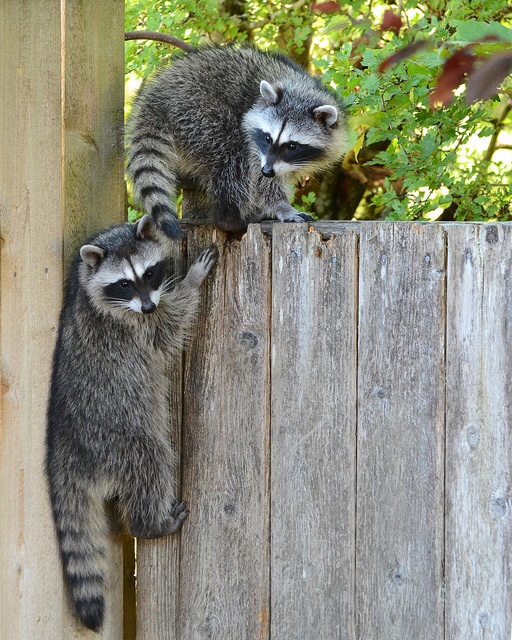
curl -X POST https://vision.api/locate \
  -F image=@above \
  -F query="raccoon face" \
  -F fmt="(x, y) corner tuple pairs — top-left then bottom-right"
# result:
(79, 216), (172, 319)
(252, 127), (326, 178)
(100, 259), (167, 315)
(244, 80), (340, 178)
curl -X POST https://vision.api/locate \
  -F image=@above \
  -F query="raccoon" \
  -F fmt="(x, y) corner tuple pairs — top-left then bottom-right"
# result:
(126, 46), (348, 237)
(46, 214), (217, 632)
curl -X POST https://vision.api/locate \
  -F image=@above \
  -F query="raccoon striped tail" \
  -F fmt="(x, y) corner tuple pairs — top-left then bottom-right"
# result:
(126, 129), (182, 239)
(52, 487), (109, 632)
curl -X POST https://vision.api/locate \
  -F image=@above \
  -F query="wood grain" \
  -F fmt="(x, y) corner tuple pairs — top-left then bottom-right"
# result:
(63, 0), (126, 268)
(178, 225), (271, 639)
(270, 223), (358, 639)
(445, 224), (512, 639)
(0, 1), (125, 638)
(136, 239), (186, 640)
(356, 222), (446, 640)
(0, 3), (66, 637)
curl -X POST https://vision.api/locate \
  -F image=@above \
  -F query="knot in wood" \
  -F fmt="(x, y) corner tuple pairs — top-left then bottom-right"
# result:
(466, 424), (480, 449)
(223, 503), (236, 515)
(485, 226), (499, 244)
(239, 332), (258, 350)
(491, 497), (507, 518)
(374, 386), (389, 400)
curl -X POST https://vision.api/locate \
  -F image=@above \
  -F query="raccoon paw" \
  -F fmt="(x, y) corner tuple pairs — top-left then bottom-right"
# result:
(130, 502), (188, 539)
(162, 500), (188, 534)
(186, 245), (218, 287)
(278, 211), (314, 224)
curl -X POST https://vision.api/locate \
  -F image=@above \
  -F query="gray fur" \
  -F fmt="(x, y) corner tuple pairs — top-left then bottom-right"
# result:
(126, 46), (348, 236)
(46, 215), (217, 632)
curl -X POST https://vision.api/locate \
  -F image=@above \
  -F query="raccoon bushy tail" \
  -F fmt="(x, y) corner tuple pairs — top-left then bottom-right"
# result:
(126, 127), (182, 239)
(50, 484), (108, 632)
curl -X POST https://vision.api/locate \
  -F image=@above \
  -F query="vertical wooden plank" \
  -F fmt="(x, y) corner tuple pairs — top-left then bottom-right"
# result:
(136, 241), (185, 640)
(63, 1), (127, 637)
(270, 224), (358, 639)
(445, 224), (512, 639)
(63, 2), (127, 637)
(177, 225), (271, 639)
(356, 222), (446, 640)
(0, 2), (65, 638)
(63, 0), (126, 266)
(0, 0), (126, 638)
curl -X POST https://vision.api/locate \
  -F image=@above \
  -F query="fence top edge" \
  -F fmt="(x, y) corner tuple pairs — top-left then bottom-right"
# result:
(180, 219), (512, 242)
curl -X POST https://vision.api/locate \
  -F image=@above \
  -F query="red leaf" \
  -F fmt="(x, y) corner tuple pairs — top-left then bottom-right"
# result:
(429, 47), (477, 108)
(380, 10), (402, 35)
(378, 40), (429, 73)
(466, 52), (512, 103)
(312, 1), (339, 13)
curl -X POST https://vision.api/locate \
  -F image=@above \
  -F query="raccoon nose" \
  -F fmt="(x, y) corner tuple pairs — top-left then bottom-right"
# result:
(141, 301), (157, 314)
(261, 165), (275, 178)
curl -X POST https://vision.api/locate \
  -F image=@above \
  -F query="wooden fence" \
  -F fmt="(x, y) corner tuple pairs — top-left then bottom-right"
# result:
(140, 220), (511, 640)
(1, 2), (512, 639)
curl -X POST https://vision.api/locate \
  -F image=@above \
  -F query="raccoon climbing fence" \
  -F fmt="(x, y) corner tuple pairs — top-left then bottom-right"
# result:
(2, 1), (512, 639)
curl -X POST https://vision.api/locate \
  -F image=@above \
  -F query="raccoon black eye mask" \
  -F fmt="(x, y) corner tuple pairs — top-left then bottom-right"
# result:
(46, 213), (217, 631)
(126, 45), (348, 237)
(101, 259), (167, 314)
(253, 127), (327, 177)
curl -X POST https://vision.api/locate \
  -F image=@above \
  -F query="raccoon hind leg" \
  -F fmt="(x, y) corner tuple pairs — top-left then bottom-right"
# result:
(130, 501), (188, 539)
(117, 438), (187, 539)
(211, 198), (248, 232)
(208, 165), (254, 232)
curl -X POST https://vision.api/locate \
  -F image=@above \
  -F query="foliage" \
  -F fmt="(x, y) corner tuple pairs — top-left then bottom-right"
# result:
(125, 0), (512, 221)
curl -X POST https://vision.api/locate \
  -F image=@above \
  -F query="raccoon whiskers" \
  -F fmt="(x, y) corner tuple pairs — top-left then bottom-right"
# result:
(160, 274), (184, 295)
(106, 299), (137, 310)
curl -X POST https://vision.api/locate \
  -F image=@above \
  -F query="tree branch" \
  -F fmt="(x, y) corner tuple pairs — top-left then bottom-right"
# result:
(483, 98), (512, 163)
(124, 31), (195, 53)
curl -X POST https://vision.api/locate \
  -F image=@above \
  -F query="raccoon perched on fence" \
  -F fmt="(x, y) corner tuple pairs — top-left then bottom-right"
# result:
(126, 46), (348, 238)
(46, 214), (217, 632)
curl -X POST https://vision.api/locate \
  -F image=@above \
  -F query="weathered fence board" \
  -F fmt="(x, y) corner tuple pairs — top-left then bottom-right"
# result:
(445, 224), (512, 639)
(0, 3), (65, 638)
(356, 223), (446, 640)
(0, 1), (125, 639)
(63, 3), (127, 638)
(135, 241), (186, 640)
(270, 224), (358, 639)
(178, 226), (271, 639)
(63, 0), (126, 269)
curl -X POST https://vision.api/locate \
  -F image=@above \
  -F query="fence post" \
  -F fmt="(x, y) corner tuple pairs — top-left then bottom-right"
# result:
(0, 1), (127, 637)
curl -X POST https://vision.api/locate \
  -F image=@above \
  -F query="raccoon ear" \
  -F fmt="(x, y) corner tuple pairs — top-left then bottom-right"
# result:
(136, 214), (158, 240)
(313, 105), (338, 127)
(80, 245), (105, 267)
(260, 80), (281, 106)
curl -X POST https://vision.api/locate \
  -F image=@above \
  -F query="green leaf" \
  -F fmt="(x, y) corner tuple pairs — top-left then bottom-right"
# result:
(451, 21), (512, 44)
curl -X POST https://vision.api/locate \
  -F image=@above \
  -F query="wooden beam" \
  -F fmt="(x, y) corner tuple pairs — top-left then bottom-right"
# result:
(0, 3), (65, 636)
(178, 225), (271, 639)
(0, 0), (126, 637)
(356, 222), (446, 639)
(135, 240), (186, 640)
(445, 224), (512, 638)
(270, 224), (358, 638)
